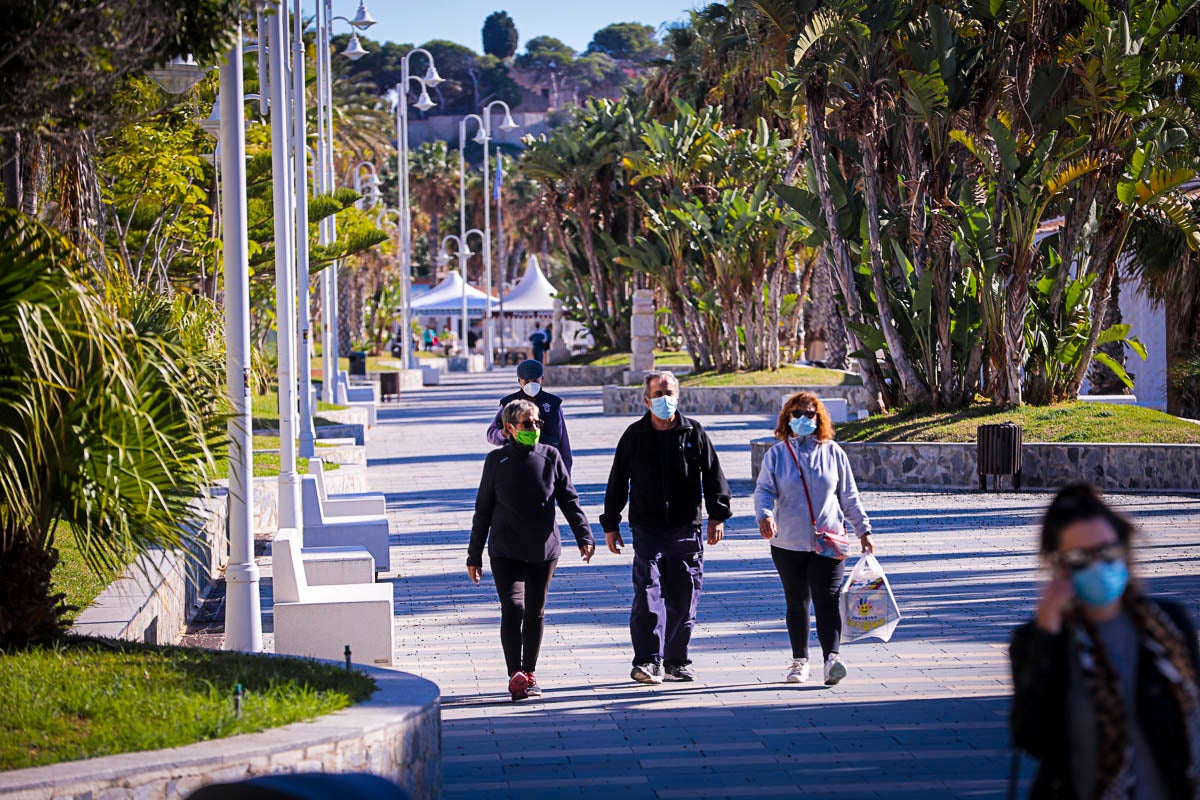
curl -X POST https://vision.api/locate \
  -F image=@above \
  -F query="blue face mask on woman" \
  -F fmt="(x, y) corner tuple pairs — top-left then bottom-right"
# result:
(789, 416), (817, 437)
(1072, 559), (1129, 607)
(650, 395), (678, 420)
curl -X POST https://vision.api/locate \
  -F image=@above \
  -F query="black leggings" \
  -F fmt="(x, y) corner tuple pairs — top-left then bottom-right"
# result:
(771, 546), (845, 660)
(490, 556), (558, 676)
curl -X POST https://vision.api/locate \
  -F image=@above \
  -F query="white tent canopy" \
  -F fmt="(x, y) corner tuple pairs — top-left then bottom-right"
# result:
(500, 255), (557, 316)
(408, 270), (497, 318)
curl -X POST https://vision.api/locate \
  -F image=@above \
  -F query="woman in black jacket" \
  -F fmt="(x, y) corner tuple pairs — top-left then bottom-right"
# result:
(1010, 483), (1200, 799)
(468, 398), (595, 701)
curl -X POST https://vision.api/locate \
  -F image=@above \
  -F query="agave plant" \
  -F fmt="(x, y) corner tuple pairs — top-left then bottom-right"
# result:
(0, 209), (225, 649)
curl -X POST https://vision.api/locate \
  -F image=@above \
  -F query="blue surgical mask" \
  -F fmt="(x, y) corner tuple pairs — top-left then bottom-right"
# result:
(1072, 560), (1129, 607)
(650, 395), (678, 420)
(789, 416), (817, 437)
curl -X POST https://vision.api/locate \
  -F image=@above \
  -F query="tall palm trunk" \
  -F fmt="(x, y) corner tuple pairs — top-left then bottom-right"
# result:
(805, 78), (885, 411)
(861, 133), (931, 406)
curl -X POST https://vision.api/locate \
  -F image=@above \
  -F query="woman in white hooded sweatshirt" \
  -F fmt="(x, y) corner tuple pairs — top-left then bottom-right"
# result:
(754, 391), (874, 685)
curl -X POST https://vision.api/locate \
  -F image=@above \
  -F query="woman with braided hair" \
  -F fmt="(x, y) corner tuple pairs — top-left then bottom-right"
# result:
(1010, 483), (1200, 799)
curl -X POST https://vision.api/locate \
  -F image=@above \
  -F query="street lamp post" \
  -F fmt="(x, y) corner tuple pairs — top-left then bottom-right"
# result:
(394, 48), (443, 370)
(149, 20), (265, 654)
(291, 0), (316, 459)
(267, 0), (300, 529)
(476, 101), (518, 370)
(215, 31), (262, 653)
(437, 234), (473, 348)
(315, 0), (374, 403)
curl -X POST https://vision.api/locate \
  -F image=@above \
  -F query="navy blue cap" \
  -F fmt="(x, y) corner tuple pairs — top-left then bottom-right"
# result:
(516, 359), (544, 380)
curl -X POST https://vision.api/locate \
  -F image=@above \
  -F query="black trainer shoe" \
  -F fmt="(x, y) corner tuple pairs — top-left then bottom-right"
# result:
(664, 664), (696, 682)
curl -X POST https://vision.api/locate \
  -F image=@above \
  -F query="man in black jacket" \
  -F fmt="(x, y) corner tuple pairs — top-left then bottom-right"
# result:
(601, 370), (732, 684)
(486, 359), (573, 474)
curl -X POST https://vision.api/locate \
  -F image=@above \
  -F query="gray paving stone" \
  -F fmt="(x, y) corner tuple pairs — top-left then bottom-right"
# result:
(327, 371), (1200, 798)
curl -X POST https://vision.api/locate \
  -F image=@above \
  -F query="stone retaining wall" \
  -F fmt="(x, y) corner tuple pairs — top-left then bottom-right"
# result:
(72, 495), (228, 645)
(0, 665), (442, 800)
(604, 384), (871, 416)
(543, 365), (629, 386)
(749, 438), (1200, 492)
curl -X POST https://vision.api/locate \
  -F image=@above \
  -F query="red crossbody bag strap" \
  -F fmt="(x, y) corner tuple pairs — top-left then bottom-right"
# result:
(783, 438), (818, 527)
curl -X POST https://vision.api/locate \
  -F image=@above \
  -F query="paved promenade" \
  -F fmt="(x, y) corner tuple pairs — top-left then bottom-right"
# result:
(306, 371), (1200, 799)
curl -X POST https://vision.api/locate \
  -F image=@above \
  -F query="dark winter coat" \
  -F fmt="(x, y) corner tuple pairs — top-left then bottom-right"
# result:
(600, 412), (732, 532)
(468, 441), (592, 568)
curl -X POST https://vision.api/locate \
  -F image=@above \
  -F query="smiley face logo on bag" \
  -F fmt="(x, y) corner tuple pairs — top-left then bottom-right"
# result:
(857, 600), (873, 616)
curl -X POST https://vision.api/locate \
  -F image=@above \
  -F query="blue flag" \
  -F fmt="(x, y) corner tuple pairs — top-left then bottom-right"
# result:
(492, 153), (503, 201)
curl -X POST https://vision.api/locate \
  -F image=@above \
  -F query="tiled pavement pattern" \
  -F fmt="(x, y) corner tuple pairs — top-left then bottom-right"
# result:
(287, 370), (1200, 799)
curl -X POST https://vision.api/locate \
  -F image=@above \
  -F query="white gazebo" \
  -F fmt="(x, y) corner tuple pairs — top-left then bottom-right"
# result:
(408, 270), (497, 318)
(498, 256), (570, 357)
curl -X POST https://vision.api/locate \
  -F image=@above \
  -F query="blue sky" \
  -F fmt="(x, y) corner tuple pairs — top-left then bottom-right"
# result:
(319, 1), (696, 54)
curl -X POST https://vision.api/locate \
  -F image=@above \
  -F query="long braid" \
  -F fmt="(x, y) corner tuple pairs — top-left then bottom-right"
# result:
(1076, 613), (1130, 799)
(1126, 593), (1200, 796)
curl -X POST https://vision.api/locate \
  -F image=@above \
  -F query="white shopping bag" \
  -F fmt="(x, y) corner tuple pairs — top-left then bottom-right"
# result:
(839, 553), (901, 643)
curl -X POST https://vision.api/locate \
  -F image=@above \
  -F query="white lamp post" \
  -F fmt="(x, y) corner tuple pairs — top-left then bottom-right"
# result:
(152, 34), (263, 652)
(394, 48), (443, 370)
(475, 101), (518, 370)
(437, 234), (476, 348)
(267, 0), (301, 529)
(315, 0), (375, 403)
(291, 0), (317, 460)
(352, 161), (382, 209)
(214, 33), (262, 653)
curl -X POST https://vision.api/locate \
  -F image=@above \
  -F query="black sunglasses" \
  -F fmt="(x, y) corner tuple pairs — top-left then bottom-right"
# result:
(790, 409), (818, 419)
(516, 419), (544, 430)
(1057, 543), (1124, 572)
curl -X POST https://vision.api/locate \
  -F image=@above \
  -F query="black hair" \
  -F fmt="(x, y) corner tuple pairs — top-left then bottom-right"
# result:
(1039, 482), (1136, 556)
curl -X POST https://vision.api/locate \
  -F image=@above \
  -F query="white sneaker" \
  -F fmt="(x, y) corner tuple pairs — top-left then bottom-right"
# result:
(824, 653), (847, 685)
(631, 663), (664, 684)
(785, 659), (809, 683)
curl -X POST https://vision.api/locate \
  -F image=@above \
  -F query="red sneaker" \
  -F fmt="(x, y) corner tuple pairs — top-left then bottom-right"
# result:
(508, 671), (530, 701)
(523, 672), (542, 697)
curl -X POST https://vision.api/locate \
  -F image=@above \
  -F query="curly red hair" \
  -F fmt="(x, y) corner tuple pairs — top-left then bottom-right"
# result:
(774, 391), (835, 441)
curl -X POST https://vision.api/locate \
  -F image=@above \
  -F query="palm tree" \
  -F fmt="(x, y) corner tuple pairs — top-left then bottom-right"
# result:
(0, 210), (225, 648)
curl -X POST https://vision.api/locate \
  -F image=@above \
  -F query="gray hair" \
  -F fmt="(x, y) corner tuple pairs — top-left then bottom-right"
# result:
(501, 398), (539, 431)
(642, 370), (680, 399)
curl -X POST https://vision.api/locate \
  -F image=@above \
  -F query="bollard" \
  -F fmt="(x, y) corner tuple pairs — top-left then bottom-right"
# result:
(234, 682), (244, 718)
(344, 645), (352, 672)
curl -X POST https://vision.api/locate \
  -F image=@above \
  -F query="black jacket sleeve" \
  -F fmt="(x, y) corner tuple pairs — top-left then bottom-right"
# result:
(696, 426), (733, 522)
(1009, 620), (1070, 761)
(468, 452), (498, 567)
(551, 449), (592, 549)
(599, 429), (632, 531)
(556, 404), (573, 474)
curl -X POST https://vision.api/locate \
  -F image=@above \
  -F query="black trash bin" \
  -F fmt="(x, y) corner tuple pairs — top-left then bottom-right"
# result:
(977, 422), (1023, 491)
(348, 350), (367, 377)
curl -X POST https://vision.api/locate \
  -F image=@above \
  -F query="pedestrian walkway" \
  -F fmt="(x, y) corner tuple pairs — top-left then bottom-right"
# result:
(316, 372), (1200, 799)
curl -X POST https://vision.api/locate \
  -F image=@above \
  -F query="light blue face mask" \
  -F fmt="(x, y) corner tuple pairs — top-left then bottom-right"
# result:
(650, 395), (678, 420)
(1072, 559), (1129, 607)
(789, 416), (817, 437)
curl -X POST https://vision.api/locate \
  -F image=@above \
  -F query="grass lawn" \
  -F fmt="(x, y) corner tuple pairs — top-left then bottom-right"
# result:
(251, 389), (345, 431)
(570, 350), (694, 368)
(307, 355), (438, 378)
(211, 435), (343, 479)
(680, 366), (863, 387)
(837, 402), (1200, 444)
(0, 638), (374, 770)
(51, 532), (121, 624)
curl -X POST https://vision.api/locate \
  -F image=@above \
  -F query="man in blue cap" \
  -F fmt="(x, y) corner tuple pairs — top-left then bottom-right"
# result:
(486, 359), (573, 474)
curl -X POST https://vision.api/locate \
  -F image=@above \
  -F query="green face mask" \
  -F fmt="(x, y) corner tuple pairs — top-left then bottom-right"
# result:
(514, 429), (540, 447)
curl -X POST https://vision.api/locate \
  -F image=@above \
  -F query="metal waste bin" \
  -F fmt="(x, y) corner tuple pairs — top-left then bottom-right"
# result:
(379, 371), (399, 402)
(348, 351), (367, 377)
(977, 422), (1023, 491)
